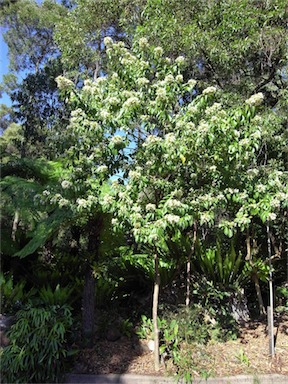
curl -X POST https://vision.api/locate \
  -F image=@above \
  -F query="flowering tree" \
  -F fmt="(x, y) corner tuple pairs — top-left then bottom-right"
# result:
(53, 36), (288, 366)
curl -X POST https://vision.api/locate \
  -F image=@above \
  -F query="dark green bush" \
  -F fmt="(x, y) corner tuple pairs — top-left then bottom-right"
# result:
(1, 303), (73, 383)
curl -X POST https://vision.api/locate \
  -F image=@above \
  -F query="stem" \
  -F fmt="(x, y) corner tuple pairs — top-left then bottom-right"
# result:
(153, 251), (160, 371)
(82, 261), (96, 348)
(186, 222), (197, 306)
(252, 273), (266, 316)
(267, 223), (275, 357)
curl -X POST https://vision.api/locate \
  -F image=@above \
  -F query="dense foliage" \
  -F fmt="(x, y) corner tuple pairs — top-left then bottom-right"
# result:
(1, 0), (287, 381)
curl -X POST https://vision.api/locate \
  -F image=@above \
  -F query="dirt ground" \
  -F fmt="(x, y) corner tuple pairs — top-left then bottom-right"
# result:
(72, 314), (288, 379)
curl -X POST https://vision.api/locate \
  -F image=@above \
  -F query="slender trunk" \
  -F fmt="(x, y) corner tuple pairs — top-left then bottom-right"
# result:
(267, 224), (275, 356)
(252, 273), (266, 316)
(12, 210), (19, 241)
(153, 251), (160, 371)
(81, 216), (103, 347)
(186, 253), (191, 307)
(246, 230), (265, 316)
(186, 223), (197, 306)
(82, 262), (96, 347)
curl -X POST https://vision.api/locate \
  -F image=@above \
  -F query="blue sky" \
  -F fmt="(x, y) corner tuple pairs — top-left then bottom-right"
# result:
(0, 32), (11, 106)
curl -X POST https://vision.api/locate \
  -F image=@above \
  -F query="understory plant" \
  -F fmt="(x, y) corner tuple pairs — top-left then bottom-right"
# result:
(1, 303), (74, 383)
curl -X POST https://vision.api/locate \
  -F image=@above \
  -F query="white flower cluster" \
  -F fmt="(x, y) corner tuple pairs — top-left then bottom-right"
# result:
(146, 203), (156, 211)
(143, 135), (162, 147)
(138, 37), (149, 48)
(165, 133), (176, 144)
(203, 86), (217, 95)
(154, 46), (164, 56)
(156, 87), (167, 100)
(61, 180), (72, 189)
(205, 102), (222, 117)
(267, 212), (277, 221)
(165, 214), (180, 224)
(123, 96), (140, 109)
(107, 96), (119, 106)
(77, 198), (89, 209)
(96, 165), (108, 174)
(166, 199), (182, 209)
(55, 76), (74, 90)
(245, 92), (264, 107)
(102, 194), (114, 205)
(175, 74), (183, 83)
(111, 135), (123, 146)
(137, 77), (149, 87)
(100, 109), (110, 120)
(50, 193), (62, 204)
(175, 56), (185, 65)
(95, 76), (107, 86)
(128, 170), (141, 180)
(164, 74), (174, 83)
(59, 198), (69, 207)
(104, 36), (113, 46)
(187, 79), (197, 89)
(187, 104), (198, 114)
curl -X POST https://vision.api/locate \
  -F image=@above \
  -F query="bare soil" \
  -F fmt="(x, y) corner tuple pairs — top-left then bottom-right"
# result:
(72, 314), (288, 379)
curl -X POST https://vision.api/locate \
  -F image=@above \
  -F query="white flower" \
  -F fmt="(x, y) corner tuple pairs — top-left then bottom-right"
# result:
(165, 214), (180, 224)
(103, 195), (113, 205)
(128, 170), (141, 180)
(104, 36), (113, 46)
(43, 190), (50, 196)
(112, 218), (119, 226)
(203, 86), (217, 95)
(55, 76), (74, 90)
(187, 104), (198, 114)
(146, 203), (156, 211)
(165, 133), (176, 144)
(71, 108), (84, 117)
(154, 46), (163, 56)
(96, 165), (108, 174)
(59, 198), (69, 207)
(186, 122), (195, 130)
(187, 79), (197, 89)
(111, 135), (123, 145)
(156, 87), (167, 99)
(77, 198), (88, 208)
(175, 74), (183, 83)
(138, 37), (149, 48)
(100, 109), (110, 120)
(95, 76), (107, 85)
(108, 96), (119, 106)
(143, 135), (162, 146)
(166, 199), (182, 209)
(164, 74), (174, 84)
(137, 77), (149, 87)
(123, 97), (140, 109)
(267, 212), (277, 221)
(61, 180), (72, 189)
(245, 92), (264, 107)
(175, 56), (185, 65)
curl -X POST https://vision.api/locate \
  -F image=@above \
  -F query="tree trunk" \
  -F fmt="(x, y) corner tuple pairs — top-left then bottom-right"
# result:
(153, 251), (160, 371)
(82, 262), (96, 347)
(81, 216), (103, 347)
(252, 273), (266, 316)
(186, 223), (197, 307)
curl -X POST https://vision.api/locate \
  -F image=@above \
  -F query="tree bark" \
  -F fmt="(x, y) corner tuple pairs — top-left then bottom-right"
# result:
(186, 223), (197, 307)
(153, 251), (160, 371)
(82, 261), (96, 347)
(81, 216), (103, 347)
(252, 273), (266, 316)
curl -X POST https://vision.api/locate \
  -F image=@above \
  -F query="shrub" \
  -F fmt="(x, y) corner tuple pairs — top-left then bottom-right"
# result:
(1, 303), (73, 383)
